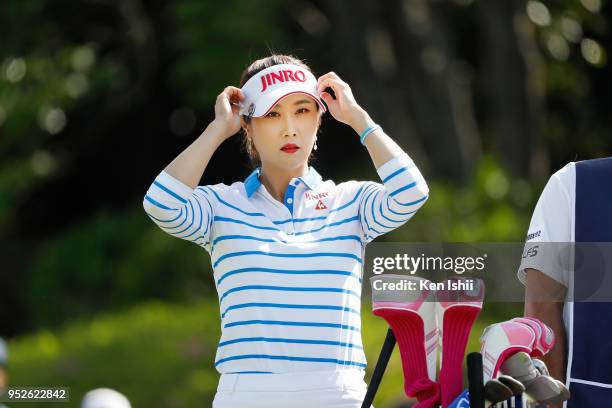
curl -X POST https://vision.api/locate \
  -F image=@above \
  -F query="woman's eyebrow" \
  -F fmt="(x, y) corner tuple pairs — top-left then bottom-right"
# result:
(274, 99), (313, 109)
(293, 99), (314, 105)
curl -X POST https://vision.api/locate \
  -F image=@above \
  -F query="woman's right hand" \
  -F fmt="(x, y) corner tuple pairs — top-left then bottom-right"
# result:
(211, 86), (244, 141)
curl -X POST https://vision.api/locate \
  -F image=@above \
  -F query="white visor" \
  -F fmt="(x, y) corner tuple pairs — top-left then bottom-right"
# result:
(239, 63), (326, 118)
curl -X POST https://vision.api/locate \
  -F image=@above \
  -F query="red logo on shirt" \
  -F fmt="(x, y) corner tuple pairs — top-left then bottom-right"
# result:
(305, 191), (328, 201)
(315, 200), (327, 210)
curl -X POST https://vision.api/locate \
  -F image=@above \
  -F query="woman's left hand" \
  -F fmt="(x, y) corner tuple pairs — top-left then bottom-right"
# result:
(317, 72), (372, 133)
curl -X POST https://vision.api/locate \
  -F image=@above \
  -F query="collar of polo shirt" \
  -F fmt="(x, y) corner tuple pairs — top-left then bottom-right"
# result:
(244, 166), (323, 197)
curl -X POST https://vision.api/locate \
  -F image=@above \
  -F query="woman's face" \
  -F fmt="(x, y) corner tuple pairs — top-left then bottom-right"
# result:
(246, 93), (320, 171)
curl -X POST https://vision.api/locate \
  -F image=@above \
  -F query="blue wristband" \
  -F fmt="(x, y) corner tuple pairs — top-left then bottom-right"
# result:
(359, 124), (381, 145)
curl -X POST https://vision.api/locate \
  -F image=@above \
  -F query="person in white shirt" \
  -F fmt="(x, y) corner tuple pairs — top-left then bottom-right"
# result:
(518, 158), (612, 408)
(144, 54), (429, 408)
(519, 163), (573, 387)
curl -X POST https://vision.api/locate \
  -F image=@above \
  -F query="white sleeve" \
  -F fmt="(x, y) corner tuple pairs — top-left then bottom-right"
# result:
(358, 153), (429, 244)
(143, 170), (215, 251)
(517, 164), (573, 287)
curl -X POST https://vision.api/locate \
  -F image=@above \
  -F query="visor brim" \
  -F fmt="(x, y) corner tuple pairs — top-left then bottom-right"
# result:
(251, 90), (327, 118)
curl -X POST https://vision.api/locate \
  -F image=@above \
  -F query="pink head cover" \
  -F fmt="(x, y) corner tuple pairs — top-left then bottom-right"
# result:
(510, 317), (555, 358)
(371, 275), (438, 381)
(372, 290), (433, 312)
(480, 317), (555, 382)
(371, 275), (439, 407)
(436, 277), (485, 407)
(436, 276), (485, 309)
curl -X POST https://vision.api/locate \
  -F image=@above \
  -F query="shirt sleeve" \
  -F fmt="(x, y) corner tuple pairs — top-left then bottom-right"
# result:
(517, 164), (573, 287)
(143, 170), (215, 251)
(358, 153), (429, 244)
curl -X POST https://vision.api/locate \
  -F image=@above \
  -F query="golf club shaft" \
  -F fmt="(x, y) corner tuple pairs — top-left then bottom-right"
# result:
(467, 352), (485, 408)
(361, 329), (396, 408)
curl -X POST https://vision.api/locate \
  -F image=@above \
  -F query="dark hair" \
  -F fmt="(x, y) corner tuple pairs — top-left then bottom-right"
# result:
(239, 54), (320, 168)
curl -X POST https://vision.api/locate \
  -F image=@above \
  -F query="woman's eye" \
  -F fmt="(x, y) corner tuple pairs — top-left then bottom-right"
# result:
(296, 107), (310, 114)
(265, 111), (280, 118)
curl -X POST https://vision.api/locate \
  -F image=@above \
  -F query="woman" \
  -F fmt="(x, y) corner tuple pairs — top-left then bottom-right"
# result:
(143, 54), (429, 408)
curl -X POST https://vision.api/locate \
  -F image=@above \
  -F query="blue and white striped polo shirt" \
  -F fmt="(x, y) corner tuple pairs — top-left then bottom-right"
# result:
(143, 153), (428, 374)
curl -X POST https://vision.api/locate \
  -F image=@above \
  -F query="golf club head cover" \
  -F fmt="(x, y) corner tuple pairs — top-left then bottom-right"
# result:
(371, 275), (440, 407)
(436, 277), (485, 407)
(480, 317), (555, 383)
(510, 317), (555, 358)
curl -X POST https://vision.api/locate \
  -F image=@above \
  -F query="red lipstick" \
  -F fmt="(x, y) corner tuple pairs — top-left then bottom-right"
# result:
(280, 143), (300, 154)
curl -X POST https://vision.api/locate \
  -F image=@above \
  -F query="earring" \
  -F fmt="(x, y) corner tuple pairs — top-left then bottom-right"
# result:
(314, 138), (318, 151)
